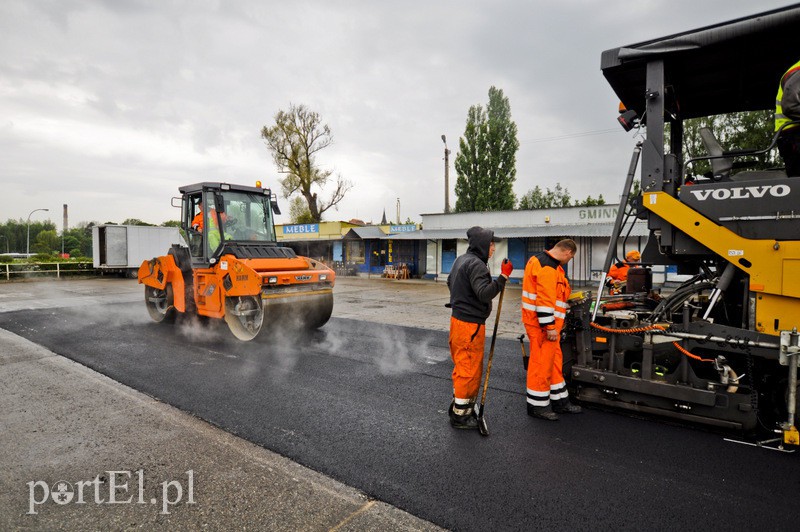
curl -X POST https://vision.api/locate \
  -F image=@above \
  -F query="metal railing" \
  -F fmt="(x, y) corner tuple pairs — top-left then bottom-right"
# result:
(1, 262), (94, 281)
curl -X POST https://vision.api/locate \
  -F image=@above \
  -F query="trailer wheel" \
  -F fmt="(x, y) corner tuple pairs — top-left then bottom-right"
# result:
(144, 284), (176, 323)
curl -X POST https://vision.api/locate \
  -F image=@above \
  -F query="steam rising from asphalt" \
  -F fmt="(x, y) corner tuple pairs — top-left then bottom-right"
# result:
(317, 320), (449, 376)
(176, 315), (227, 343)
(1, 279), (453, 381)
(375, 327), (432, 375)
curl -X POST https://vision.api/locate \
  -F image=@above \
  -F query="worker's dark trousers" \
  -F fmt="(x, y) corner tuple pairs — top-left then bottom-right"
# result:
(778, 130), (800, 177)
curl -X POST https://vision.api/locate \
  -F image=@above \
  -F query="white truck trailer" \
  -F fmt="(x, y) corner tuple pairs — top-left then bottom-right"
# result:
(92, 225), (184, 278)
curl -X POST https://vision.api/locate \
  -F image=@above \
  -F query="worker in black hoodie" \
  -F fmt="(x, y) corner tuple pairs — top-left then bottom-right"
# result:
(447, 226), (513, 429)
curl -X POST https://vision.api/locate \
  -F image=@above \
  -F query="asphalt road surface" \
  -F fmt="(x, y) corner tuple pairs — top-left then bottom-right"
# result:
(1, 283), (798, 530)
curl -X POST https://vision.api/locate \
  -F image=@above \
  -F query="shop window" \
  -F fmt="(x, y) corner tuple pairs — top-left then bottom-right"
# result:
(441, 239), (457, 274)
(346, 240), (365, 264)
(525, 237), (546, 256)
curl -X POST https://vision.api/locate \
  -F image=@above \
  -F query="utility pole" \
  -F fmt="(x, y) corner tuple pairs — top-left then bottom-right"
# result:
(62, 204), (68, 256)
(441, 134), (451, 213)
(396, 197), (400, 224)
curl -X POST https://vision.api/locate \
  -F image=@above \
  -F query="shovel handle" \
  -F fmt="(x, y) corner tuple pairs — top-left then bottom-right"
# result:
(479, 284), (505, 411)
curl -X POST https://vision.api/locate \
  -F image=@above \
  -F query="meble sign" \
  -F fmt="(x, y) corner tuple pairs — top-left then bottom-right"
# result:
(390, 224), (416, 233)
(283, 224), (319, 234)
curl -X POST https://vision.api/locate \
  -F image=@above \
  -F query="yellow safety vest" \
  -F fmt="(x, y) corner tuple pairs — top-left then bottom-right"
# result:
(775, 59), (800, 133)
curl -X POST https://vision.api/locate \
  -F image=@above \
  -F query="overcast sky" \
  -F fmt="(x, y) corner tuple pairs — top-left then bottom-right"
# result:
(1, 0), (794, 231)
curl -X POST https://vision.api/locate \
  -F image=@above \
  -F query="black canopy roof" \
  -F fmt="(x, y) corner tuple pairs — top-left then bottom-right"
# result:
(601, 4), (800, 119)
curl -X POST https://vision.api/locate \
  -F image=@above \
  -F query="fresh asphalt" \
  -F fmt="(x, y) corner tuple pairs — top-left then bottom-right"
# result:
(0, 278), (798, 530)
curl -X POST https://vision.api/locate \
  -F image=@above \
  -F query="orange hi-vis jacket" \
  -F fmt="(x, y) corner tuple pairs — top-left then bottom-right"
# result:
(607, 261), (630, 282)
(522, 251), (571, 331)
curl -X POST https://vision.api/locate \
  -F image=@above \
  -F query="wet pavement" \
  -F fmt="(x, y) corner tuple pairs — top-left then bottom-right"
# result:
(0, 276), (454, 531)
(3, 276), (798, 531)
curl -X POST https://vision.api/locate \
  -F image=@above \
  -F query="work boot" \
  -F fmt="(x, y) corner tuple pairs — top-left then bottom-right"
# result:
(552, 398), (582, 414)
(450, 402), (479, 429)
(527, 404), (559, 421)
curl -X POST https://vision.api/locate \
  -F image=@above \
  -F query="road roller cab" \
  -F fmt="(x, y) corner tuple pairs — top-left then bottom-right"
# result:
(138, 182), (336, 340)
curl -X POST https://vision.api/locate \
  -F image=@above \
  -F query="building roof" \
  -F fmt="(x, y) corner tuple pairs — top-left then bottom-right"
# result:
(382, 221), (648, 240)
(342, 227), (387, 240)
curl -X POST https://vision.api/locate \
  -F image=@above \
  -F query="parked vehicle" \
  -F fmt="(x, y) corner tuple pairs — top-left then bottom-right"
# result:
(92, 225), (183, 278)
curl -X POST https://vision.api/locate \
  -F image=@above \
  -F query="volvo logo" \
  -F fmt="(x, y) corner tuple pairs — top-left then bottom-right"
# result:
(688, 184), (791, 201)
(295, 275), (312, 281)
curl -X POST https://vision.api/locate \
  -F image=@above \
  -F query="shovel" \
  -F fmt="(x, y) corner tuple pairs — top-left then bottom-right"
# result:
(477, 283), (505, 437)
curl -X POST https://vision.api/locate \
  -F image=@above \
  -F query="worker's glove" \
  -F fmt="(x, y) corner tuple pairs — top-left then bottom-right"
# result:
(501, 258), (513, 277)
(605, 276), (614, 288)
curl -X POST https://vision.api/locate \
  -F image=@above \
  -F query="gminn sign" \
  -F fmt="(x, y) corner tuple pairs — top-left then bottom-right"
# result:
(390, 224), (417, 233)
(283, 224), (319, 234)
(578, 207), (618, 220)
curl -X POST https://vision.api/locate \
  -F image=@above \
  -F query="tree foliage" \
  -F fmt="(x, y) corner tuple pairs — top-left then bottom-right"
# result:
(454, 86), (519, 212)
(121, 218), (155, 226)
(518, 184), (606, 209)
(288, 196), (315, 224)
(261, 103), (351, 222)
(518, 184), (570, 209)
(33, 230), (59, 254)
(678, 110), (776, 178)
(0, 219), (94, 257)
(577, 194), (606, 206)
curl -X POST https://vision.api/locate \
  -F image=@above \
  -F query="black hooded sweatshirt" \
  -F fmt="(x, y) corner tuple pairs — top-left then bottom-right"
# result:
(447, 226), (506, 324)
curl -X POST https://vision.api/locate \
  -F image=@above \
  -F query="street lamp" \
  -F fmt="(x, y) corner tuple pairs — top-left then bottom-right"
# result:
(441, 134), (451, 213)
(27, 208), (49, 257)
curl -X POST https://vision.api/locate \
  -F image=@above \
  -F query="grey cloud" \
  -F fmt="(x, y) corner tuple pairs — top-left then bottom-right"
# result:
(0, 0), (792, 227)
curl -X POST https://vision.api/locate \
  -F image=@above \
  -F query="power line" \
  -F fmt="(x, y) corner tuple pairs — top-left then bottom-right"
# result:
(524, 128), (623, 143)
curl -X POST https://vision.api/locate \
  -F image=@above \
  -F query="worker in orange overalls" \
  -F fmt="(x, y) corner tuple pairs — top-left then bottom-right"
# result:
(606, 249), (640, 295)
(522, 239), (580, 420)
(447, 226), (513, 429)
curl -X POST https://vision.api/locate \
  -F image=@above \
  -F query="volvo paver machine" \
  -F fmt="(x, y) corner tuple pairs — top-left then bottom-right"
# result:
(562, 5), (800, 447)
(138, 182), (335, 341)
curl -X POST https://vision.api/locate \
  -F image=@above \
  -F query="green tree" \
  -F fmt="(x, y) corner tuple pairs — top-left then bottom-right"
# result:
(121, 218), (155, 226)
(575, 194), (606, 207)
(288, 196), (315, 224)
(518, 186), (547, 210)
(454, 86), (518, 212)
(454, 105), (487, 211)
(0, 219), (57, 254)
(62, 223), (95, 258)
(161, 220), (181, 227)
(63, 234), (81, 256)
(33, 229), (59, 254)
(261, 103), (351, 222)
(678, 110), (776, 178)
(518, 183), (571, 209)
